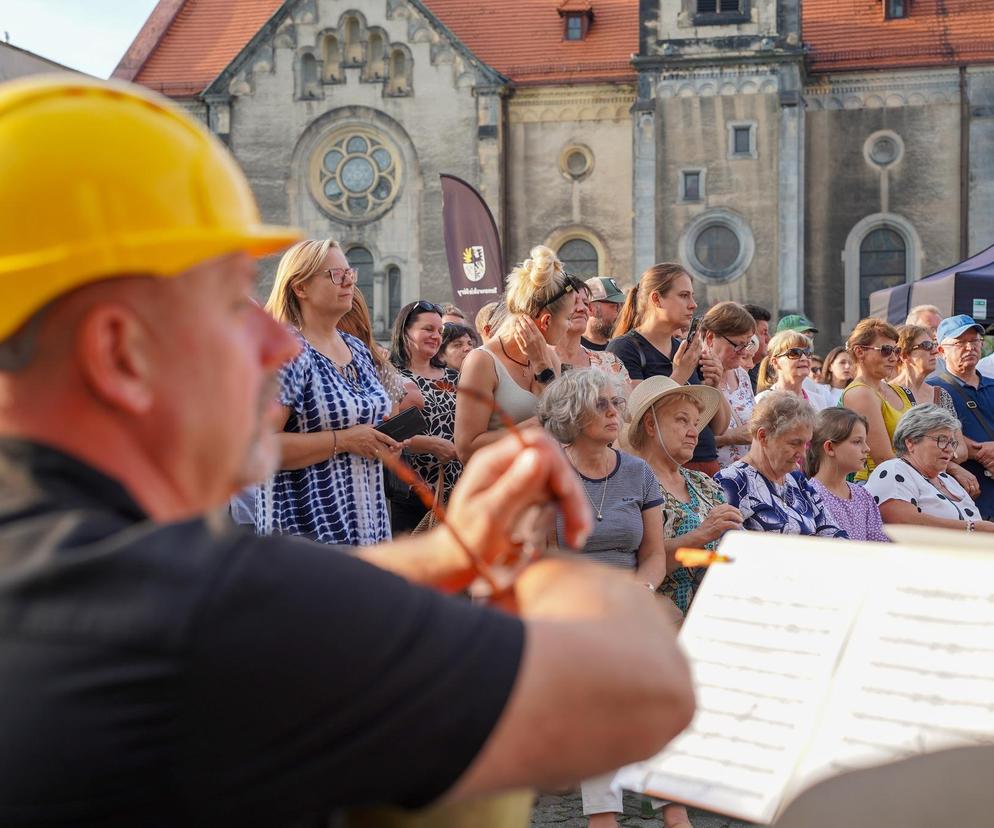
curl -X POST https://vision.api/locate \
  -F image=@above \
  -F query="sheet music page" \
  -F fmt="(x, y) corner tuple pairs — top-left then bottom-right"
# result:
(614, 533), (880, 825)
(789, 543), (994, 807)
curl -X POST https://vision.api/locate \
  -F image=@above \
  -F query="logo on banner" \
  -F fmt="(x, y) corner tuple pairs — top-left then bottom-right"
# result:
(462, 246), (486, 282)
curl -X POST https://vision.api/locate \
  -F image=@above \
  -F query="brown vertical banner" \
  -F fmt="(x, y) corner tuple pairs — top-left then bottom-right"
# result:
(440, 174), (504, 319)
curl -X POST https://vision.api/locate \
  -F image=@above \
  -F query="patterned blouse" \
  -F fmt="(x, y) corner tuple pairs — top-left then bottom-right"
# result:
(256, 332), (391, 546)
(715, 461), (848, 538)
(716, 367), (754, 467)
(809, 479), (889, 542)
(657, 468), (727, 614)
(561, 347), (632, 388)
(398, 367), (463, 493)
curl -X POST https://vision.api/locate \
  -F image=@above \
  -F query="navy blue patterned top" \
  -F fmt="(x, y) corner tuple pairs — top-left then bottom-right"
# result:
(257, 332), (391, 545)
(714, 461), (847, 538)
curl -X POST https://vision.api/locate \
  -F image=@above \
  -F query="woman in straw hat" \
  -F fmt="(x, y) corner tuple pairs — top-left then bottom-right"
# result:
(627, 376), (743, 616)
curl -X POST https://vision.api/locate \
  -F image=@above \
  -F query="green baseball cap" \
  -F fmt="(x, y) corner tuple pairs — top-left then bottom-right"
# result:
(776, 314), (818, 334)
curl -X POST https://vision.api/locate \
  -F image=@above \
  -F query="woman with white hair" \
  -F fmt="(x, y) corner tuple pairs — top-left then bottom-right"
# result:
(538, 368), (678, 828)
(456, 245), (582, 462)
(715, 392), (846, 537)
(259, 239), (400, 545)
(866, 405), (994, 531)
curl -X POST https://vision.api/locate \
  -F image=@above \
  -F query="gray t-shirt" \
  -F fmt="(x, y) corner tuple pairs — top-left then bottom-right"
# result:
(556, 449), (663, 570)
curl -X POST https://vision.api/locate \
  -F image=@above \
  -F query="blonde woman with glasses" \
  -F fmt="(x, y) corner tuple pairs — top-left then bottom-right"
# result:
(755, 330), (832, 410)
(258, 239), (400, 545)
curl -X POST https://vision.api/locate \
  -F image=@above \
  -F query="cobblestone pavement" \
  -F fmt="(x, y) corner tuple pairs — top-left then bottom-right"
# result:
(530, 791), (753, 828)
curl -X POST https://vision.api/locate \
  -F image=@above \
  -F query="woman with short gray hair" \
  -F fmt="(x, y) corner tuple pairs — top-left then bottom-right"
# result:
(867, 405), (994, 531)
(715, 392), (846, 537)
(539, 368), (672, 827)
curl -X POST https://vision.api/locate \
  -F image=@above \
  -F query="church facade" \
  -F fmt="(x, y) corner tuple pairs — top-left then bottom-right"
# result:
(117, 0), (994, 346)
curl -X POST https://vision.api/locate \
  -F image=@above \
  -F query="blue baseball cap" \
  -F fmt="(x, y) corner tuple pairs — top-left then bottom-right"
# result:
(937, 314), (984, 344)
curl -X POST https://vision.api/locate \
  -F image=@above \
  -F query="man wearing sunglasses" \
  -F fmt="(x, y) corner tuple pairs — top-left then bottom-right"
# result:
(928, 315), (994, 519)
(0, 78), (694, 826)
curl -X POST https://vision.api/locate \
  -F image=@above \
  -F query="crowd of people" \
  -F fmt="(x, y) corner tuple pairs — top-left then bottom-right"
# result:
(6, 74), (994, 827)
(238, 235), (994, 825)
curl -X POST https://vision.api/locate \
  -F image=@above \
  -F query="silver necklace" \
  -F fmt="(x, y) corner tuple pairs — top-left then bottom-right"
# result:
(569, 448), (611, 521)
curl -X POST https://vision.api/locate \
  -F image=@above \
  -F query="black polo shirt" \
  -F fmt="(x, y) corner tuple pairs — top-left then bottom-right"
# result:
(606, 331), (719, 463)
(0, 439), (523, 827)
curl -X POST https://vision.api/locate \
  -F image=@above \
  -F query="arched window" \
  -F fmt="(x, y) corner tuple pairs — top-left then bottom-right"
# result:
(366, 32), (386, 79)
(557, 238), (599, 277)
(347, 246), (375, 313)
(344, 17), (363, 65)
(298, 53), (319, 99)
(387, 265), (402, 327)
(322, 35), (341, 82)
(387, 48), (411, 95)
(859, 228), (906, 318)
(842, 213), (920, 335)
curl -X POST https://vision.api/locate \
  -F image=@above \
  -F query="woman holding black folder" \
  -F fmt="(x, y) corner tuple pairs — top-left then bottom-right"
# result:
(388, 301), (463, 533)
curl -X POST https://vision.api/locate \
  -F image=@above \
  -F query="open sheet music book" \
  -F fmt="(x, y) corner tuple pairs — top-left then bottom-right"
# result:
(614, 529), (994, 825)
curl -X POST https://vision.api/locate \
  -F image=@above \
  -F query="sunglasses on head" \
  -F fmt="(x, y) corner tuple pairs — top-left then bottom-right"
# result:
(404, 301), (444, 326)
(777, 347), (812, 360)
(539, 275), (586, 311)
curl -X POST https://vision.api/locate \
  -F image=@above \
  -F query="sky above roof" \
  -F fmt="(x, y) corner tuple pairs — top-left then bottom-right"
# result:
(3, 0), (158, 77)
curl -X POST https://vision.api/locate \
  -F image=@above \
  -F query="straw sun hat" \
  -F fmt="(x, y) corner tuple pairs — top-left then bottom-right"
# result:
(625, 376), (722, 447)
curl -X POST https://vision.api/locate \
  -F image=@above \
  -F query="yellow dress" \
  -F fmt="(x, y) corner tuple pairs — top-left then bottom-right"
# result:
(841, 380), (914, 481)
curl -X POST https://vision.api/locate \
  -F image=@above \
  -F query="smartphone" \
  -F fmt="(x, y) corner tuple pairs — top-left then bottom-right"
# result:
(685, 316), (701, 342)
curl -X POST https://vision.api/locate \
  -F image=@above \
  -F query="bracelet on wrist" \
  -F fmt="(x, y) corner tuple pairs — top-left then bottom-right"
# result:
(331, 429), (338, 457)
(966, 519), (976, 532)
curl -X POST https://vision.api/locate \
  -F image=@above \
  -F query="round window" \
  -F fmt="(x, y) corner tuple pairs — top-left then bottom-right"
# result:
(309, 127), (402, 223)
(694, 225), (740, 272)
(559, 144), (594, 181)
(864, 130), (904, 169)
(679, 209), (754, 284)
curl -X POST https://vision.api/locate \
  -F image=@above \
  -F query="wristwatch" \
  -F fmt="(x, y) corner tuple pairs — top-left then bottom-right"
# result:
(533, 367), (556, 384)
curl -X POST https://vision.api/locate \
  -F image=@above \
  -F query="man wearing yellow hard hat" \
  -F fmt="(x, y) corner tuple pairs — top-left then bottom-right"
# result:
(0, 76), (693, 826)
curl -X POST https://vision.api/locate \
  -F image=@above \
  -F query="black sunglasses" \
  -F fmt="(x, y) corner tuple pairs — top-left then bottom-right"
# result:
(776, 347), (813, 360)
(405, 301), (444, 324)
(539, 275), (586, 311)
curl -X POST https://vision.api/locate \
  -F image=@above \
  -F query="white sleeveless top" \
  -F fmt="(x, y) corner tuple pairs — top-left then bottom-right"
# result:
(478, 348), (539, 430)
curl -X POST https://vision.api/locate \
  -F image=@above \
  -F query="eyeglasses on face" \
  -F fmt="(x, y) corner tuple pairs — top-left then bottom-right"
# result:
(860, 344), (900, 357)
(943, 337), (983, 350)
(323, 266), (358, 285)
(776, 347), (812, 360)
(909, 340), (938, 353)
(720, 333), (757, 354)
(924, 434), (959, 452)
(594, 396), (627, 414)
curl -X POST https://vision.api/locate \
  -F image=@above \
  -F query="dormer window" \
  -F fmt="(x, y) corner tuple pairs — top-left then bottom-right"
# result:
(885, 0), (908, 18)
(693, 0), (749, 25)
(558, 0), (593, 41)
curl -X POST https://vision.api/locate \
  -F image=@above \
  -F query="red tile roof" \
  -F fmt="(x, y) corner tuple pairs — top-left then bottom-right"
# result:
(428, 0), (637, 85)
(130, 0), (282, 96)
(804, 0), (994, 74)
(122, 0), (637, 97)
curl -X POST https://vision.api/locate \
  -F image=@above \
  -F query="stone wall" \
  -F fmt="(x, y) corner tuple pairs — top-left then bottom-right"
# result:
(505, 85), (635, 283)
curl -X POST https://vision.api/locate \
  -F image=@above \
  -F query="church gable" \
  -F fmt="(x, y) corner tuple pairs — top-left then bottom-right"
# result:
(215, 0), (503, 103)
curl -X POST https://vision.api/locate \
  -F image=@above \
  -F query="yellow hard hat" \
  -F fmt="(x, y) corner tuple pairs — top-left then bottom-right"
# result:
(0, 75), (302, 342)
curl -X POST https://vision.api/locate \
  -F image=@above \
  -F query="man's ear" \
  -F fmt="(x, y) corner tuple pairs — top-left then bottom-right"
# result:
(75, 305), (155, 415)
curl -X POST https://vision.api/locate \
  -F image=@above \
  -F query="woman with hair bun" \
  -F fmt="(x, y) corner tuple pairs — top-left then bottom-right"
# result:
(455, 245), (583, 462)
(605, 263), (730, 475)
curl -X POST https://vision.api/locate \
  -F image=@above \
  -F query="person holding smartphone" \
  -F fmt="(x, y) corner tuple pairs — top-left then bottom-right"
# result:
(607, 263), (730, 475)
(388, 301), (463, 533)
